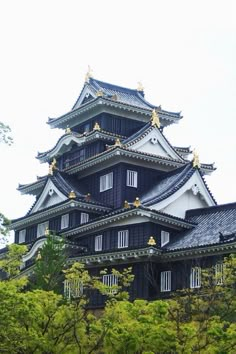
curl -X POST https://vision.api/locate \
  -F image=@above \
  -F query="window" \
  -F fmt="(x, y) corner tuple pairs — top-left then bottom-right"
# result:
(161, 231), (170, 247)
(100, 172), (113, 192)
(102, 274), (118, 294)
(190, 267), (201, 288)
(37, 221), (49, 238)
(118, 230), (129, 248)
(80, 212), (89, 224)
(160, 271), (171, 292)
(19, 229), (26, 244)
(95, 235), (102, 251)
(126, 170), (138, 188)
(61, 214), (69, 229)
(64, 279), (83, 299)
(215, 263), (224, 285)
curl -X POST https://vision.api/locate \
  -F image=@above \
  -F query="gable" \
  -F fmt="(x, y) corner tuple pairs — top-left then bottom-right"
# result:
(30, 179), (67, 214)
(73, 85), (96, 110)
(149, 170), (216, 218)
(127, 128), (183, 161)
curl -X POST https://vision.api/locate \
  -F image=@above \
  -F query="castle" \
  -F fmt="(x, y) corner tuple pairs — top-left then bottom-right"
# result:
(11, 72), (236, 306)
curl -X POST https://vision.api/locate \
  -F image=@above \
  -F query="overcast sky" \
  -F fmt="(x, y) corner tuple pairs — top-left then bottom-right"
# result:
(0, 0), (235, 227)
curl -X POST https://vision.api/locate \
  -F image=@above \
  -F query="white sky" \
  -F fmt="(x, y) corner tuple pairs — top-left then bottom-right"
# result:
(0, 0), (236, 224)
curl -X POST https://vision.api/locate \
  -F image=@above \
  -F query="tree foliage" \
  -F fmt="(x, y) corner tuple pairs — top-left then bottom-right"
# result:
(0, 121), (13, 145)
(0, 243), (236, 353)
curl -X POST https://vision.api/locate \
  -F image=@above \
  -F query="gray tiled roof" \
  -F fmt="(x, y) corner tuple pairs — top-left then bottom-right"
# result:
(141, 164), (195, 206)
(168, 203), (236, 250)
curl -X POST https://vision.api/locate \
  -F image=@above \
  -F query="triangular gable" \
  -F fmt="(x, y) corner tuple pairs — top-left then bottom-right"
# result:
(148, 170), (216, 218)
(125, 126), (184, 161)
(31, 179), (67, 213)
(72, 84), (97, 110)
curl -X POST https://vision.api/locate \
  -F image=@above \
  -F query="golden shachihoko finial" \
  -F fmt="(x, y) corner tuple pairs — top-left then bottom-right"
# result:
(96, 90), (104, 97)
(133, 197), (141, 208)
(192, 149), (200, 168)
(68, 190), (76, 199)
(65, 125), (72, 134)
(48, 158), (57, 175)
(114, 138), (122, 147)
(137, 82), (144, 92)
(124, 200), (130, 209)
(85, 65), (93, 83)
(151, 109), (161, 128)
(93, 122), (101, 131)
(147, 236), (156, 246)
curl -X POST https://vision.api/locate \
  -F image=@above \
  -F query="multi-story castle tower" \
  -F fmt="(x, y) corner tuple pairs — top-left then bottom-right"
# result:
(11, 72), (236, 306)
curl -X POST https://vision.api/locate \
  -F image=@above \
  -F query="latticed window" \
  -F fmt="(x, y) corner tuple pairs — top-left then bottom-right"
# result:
(100, 172), (113, 192)
(37, 221), (49, 238)
(126, 170), (138, 188)
(95, 235), (102, 251)
(118, 230), (129, 248)
(161, 231), (170, 247)
(64, 279), (83, 299)
(215, 262), (224, 285)
(61, 214), (69, 229)
(103, 274), (118, 294)
(190, 267), (201, 288)
(80, 212), (89, 224)
(160, 271), (171, 292)
(19, 229), (26, 243)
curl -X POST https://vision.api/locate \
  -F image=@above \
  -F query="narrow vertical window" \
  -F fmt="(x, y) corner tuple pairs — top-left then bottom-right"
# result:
(126, 170), (138, 188)
(215, 263), (224, 285)
(37, 221), (49, 238)
(102, 274), (118, 294)
(81, 212), (89, 224)
(64, 279), (83, 299)
(160, 271), (171, 292)
(161, 231), (170, 247)
(95, 235), (103, 251)
(61, 214), (69, 229)
(100, 172), (113, 192)
(118, 230), (129, 248)
(19, 229), (26, 244)
(190, 267), (201, 288)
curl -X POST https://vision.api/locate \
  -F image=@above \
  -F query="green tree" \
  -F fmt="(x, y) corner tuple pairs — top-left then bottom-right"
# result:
(0, 121), (13, 145)
(32, 233), (67, 293)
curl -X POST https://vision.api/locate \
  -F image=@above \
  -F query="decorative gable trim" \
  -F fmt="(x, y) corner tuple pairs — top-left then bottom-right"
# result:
(31, 179), (67, 214)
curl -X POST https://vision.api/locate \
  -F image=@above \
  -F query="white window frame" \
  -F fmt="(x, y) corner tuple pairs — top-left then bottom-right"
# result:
(160, 271), (171, 292)
(102, 274), (118, 294)
(190, 267), (201, 289)
(80, 212), (89, 224)
(19, 229), (26, 244)
(126, 170), (138, 188)
(61, 214), (69, 230)
(64, 279), (83, 299)
(37, 221), (49, 238)
(215, 262), (224, 285)
(95, 235), (103, 252)
(161, 231), (170, 247)
(118, 230), (129, 248)
(100, 172), (113, 192)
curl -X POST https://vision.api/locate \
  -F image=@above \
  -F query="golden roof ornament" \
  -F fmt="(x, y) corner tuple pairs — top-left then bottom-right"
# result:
(45, 227), (50, 236)
(68, 190), (76, 199)
(137, 82), (144, 92)
(151, 109), (161, 128)
(192, 149), (200, 168)
(111, 94), (117, 101)
(85, 65), (93, 83)
(124, 200), (130, 209)
(36, 251), (42, 260)
(96, 89), (104, 97)
(133, 197), (141, 208)
(65, 125), (72, 134)
(114, 138), (122, 147)
(93, 122), (101, 131)
(48, 158), (57, 175)
(147, 236), (156, 246)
